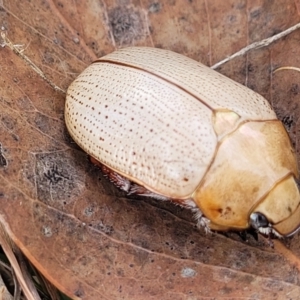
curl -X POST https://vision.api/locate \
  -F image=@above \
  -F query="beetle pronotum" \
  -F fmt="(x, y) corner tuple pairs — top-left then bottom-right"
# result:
(65, 47), (300, 238)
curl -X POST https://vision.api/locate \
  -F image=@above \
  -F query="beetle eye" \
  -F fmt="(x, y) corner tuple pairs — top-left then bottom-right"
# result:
(249, 212), (269, 229)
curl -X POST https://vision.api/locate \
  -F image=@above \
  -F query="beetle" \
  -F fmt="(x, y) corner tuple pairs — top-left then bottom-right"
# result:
(65, 47), (300, 237)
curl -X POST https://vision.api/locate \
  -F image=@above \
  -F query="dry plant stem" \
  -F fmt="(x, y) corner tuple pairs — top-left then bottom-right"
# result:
(12, 270), (22, 300)
(211, 22), (300, 69)
(273, 240), (300, 272)
(14, 248), (41, 300)
(40, 277), (60, 300)
(0, 32), (65, 94)
(0, 260), (12, 274)
(0, 223), (41, 300)
(30, 266), (60, 300)
(274, 66), (300, 73)
(0, 275), (13, 300)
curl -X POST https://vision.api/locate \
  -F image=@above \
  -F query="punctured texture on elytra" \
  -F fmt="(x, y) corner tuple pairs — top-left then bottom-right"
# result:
(65, 47), (300, 236)
(65, 47), (276, 199)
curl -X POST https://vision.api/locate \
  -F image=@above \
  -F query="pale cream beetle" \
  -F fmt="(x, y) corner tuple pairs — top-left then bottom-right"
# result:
(65, 47), (300, 238)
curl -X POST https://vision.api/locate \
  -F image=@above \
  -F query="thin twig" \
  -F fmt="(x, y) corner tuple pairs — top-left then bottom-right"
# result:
(211, 22), (300, 69)
(0, 32), (65, 94)
(274, 66), (300, 73)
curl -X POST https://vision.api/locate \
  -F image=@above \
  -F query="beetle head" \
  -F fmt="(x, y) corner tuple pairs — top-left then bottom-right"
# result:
(249, 174), (300, 237)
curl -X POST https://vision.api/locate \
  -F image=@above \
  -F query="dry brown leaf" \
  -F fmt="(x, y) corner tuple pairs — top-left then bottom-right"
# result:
(1, 0), (300, 299)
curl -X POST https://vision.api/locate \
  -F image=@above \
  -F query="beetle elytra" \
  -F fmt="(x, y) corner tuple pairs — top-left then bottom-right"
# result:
(65, 47), (300, 237)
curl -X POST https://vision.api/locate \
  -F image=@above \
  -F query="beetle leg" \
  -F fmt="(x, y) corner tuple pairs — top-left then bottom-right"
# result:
(99, 164), (131, 192)
(183, 199), (212, 233)
(130, 185), (212, 233)
(90, 155), (211, 233)
(134, 189), (210, 234)
(128, 184), (172, 200)
(181, 200), (211, 233)
(89, 156), (132, 192)
(195, 213), (212, 234)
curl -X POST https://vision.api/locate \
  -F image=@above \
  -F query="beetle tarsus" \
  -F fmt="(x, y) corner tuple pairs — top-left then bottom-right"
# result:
(194, 210), (211, 234)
